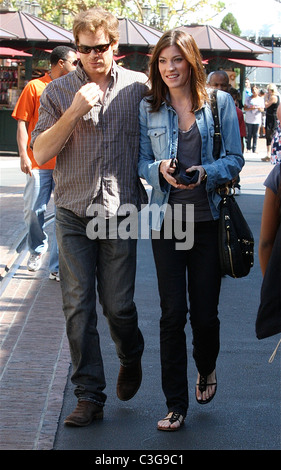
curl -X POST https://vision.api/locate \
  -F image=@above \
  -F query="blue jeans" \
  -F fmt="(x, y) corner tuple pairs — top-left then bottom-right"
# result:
(55, 207), (144, 405)
(23, 169), (59, 272)
(151, 220), (221, 416)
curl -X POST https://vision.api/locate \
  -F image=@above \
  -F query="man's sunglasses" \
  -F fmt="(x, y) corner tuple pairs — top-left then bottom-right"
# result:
(64, 59), (78, 66)
(76, 41), (113, 55)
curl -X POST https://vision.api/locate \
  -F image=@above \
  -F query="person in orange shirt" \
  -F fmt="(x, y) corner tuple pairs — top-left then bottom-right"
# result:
(12, 46), (77, 278)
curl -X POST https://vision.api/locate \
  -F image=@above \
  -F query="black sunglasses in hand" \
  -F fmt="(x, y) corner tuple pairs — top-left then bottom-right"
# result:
(76, 41), (113, 55)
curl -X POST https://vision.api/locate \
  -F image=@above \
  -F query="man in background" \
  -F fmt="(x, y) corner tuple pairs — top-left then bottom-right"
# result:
(207, 70), (245, 194)
(207, 69), (229, 92)
(12, 46), (77, 280)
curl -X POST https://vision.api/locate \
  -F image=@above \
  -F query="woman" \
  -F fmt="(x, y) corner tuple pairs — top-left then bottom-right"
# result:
(244, 85), (264, 154)
(270, 102), (281, 164)
(138, 29), (244, 431)
(262, 83), (280, 161)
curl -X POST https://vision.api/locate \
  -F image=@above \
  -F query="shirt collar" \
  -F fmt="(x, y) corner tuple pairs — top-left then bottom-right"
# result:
(74, 59), (117, 84)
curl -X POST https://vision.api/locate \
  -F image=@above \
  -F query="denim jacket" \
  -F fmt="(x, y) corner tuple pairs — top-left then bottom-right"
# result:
(138, 90), (244, 230)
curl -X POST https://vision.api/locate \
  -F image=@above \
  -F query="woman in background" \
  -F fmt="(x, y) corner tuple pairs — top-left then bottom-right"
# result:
(262, 83), (280, 161)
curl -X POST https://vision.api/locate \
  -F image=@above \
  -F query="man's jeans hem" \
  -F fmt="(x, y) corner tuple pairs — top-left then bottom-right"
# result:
(77, 397), (105, 408)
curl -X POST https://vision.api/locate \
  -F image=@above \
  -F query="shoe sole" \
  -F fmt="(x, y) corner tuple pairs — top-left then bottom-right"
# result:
(27, 265), (41, 272)
(195, 382), (217, 405)
(157, 421), (185, 431)
(64, 411), (103, 427)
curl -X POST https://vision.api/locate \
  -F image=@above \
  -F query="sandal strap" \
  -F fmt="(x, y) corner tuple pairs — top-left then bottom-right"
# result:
(164, 411), (184, 424)
(197, 375), (216, 393)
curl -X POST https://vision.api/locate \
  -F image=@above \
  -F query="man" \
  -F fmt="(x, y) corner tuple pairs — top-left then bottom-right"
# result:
(229, 86), (247, 155)
(207, 69), (229, 92)
(32, 8), (148, 427)
(207, 70), (244, 194)
(12, 46), (77, 280)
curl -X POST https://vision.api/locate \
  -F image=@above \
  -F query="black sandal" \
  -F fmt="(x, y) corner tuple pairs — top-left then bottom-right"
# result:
(196, 373), (217, 405)
(157, 411), (185, 431)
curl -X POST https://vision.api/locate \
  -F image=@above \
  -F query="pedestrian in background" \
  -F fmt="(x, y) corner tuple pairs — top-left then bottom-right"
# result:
(229, 86), (246, 155)
(206, 70), (229, 92)
(244, 85), (264, 154)
(270, 100), (281, 164)
(207, 71), (245, 193)
(138, 29), (244, 431)
(12, 46), (77, 280)
(32, 8), (148, 427)
(262, 83), (280, 161)
(243, 77), (252, 106)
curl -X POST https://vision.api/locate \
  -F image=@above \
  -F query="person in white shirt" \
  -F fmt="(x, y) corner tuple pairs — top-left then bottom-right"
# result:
(244, 85), (264, 154)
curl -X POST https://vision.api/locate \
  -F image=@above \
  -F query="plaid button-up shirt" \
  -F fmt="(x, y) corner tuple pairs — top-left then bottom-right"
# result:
(32, 61), (149, 218)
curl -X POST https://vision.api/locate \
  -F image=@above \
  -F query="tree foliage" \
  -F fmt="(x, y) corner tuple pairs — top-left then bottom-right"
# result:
(220, 12), (241, 36)
(10, 0), (225, 31)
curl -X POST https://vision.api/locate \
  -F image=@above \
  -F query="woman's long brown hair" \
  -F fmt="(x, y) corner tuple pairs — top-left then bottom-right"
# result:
(146, 29), (208, 113)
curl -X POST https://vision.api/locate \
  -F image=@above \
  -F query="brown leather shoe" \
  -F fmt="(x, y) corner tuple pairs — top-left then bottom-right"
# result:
(116, 360), (142, 401)
(64, 400), (103, 427)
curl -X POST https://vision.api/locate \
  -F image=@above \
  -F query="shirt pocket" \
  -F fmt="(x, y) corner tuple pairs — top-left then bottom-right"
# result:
(147, 127), (168, 158)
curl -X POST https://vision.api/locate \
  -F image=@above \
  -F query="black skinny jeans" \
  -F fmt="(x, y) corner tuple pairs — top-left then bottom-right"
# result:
(151, 219), (221, 416)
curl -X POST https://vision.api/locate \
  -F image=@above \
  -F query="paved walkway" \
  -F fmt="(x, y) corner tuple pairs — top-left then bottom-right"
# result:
(0, 156), (69, 450)
(0, 138), (277, 450)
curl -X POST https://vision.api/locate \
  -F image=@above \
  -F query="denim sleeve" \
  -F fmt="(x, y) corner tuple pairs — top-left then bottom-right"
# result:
(138, 99), (169, 193)
(204, 92), (245, 191)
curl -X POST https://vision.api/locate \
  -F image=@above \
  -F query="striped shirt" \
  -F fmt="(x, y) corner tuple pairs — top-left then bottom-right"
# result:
(32, 61), (149, 218)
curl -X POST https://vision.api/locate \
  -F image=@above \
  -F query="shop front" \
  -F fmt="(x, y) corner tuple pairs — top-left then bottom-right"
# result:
(0, 8), (75, 153)
(0, 48), (31, 152)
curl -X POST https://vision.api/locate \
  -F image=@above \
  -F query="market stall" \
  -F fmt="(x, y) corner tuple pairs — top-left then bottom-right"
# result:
(0, 9), (75, 152)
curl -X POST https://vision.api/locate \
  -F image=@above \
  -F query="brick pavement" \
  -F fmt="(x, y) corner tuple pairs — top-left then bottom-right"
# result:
(0, 139), (274, 450)
(0, 157), (70, 450)
(0, 266), (70, 450)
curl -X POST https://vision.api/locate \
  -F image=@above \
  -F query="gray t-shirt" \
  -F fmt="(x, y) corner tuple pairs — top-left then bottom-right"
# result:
(169, 122), (212, 222)
(264, 163), (281, 194)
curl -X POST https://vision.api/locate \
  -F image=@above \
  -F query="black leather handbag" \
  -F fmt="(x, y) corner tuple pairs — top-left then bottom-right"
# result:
(211, 90), (254, 278)
(218, 188), (254, 278)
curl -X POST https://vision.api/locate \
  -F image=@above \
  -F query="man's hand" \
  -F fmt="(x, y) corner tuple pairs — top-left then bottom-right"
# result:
(70, 83), (101, 118)
(20, 153), (32, 176)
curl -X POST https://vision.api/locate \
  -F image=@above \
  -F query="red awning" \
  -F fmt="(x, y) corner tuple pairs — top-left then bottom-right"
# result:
(226, 58), (281, 68)
(114, 51), (152, 61)
(0, 47), (32, 57)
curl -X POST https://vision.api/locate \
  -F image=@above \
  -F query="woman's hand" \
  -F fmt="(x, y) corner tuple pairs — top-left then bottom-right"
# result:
(160, 160), (206, 189)
(185, 165), (206, 188)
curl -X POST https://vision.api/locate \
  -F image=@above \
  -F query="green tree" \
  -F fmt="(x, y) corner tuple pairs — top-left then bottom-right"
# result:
(220, 12), (241, 36)
(11, 0), (225, 31)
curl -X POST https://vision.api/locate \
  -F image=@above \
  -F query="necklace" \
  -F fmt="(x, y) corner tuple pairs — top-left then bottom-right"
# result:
(172, 100), (193, 118)
(172, 98), (195, 131)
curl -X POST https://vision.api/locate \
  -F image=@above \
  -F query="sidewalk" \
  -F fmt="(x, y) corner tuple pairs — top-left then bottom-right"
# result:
(0, 139), (277, 450)
(0, 157), (70, 450)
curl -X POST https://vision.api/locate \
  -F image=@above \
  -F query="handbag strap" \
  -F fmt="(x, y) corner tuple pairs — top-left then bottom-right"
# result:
(211, 89), (234, 194)
(210, 89), (221, 160)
